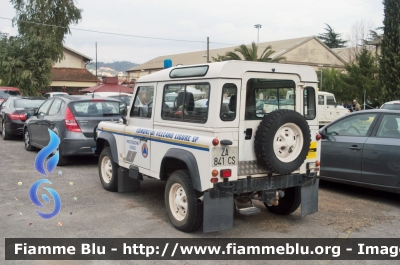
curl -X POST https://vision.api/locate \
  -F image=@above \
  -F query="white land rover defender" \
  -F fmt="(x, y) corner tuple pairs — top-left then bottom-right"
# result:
(95, 61), (321, 233)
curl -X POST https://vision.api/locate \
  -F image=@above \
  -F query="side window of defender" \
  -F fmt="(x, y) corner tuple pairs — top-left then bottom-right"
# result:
(161, 83), (210, 123)
(318, 95), (324, 105)
(304, 87), (316, 120)
(220, 83), (237, 121)
(130, 86), (154, 118)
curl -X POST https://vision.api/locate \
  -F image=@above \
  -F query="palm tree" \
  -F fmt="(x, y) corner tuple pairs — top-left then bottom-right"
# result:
(212, 42), (286, 62)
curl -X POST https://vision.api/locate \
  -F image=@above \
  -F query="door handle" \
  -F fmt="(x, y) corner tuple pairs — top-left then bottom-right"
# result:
(349, 145), (361, 151)
(244, 128), (252, 140)
(139, 136), (147, 142)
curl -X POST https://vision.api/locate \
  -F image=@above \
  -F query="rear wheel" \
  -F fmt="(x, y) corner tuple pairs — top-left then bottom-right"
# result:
(57, 145), (69, 166)
(165, 170), (202, 232)
(265, 187), (301, 215)
(2, 121), (11, 140)
(99, 147), (118, 191)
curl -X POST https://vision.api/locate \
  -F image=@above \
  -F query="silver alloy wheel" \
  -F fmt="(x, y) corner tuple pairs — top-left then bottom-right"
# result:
(24, 130), (29, 148)
(273, 122), (303, 163)
(169, 183), (188, 221)
(100, 155), (113, 184)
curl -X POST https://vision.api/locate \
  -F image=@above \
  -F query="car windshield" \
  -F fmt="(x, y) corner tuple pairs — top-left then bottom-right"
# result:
(381, 103), (400, 110)
(69, 101), (126, 116)
(14, 98), (45, 108)
(0, 90), (21, 98)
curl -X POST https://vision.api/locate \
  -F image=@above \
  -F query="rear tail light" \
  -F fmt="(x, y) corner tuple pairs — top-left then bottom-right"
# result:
(65, 106), (82, 132)
(8, 113), (26, 121)
(220, 169), (231, 178)
(315, 160), (320, 167)
(212, 169), (219, 177)
(212, 138), (219, 146)
(91, 99), (104, 102)
(316, 134), (321, 141)
(210, 178), (218, 183)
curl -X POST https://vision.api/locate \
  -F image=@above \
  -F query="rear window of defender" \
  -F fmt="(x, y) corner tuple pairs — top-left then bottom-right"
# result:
(245, 78), (295, 120)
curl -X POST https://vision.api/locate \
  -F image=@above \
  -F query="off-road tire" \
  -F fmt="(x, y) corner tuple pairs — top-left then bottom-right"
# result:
(254, 109), (311, 174)
(2, 121), (11, 140)
(165, 170), (203, 232)
(265, 187), (301, 215)
(98, 147), (118, 191)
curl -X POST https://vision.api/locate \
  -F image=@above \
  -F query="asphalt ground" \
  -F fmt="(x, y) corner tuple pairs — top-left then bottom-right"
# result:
(1, 135), (400, 265)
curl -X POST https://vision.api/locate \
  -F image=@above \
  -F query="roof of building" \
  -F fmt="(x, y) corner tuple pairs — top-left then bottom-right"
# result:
(128, 36), (346, 72)
(52, 68), (99, 82)
(63, 46), (92, 62)
(79, 83), (134, 93)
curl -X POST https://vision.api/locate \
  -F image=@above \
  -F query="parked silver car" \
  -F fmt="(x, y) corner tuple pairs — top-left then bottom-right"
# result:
(23, 96), (126, 166)
(319, 109), (400, 194)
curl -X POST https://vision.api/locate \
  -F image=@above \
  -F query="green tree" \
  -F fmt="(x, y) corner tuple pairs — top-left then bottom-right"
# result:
(0, 0), (82, 95)
(319, 66), (347, 102)
(212, 42), (286, 62)
(341, 48), (381, 104)
(317, 24), (347, 48)
(380, 0), (400, 101)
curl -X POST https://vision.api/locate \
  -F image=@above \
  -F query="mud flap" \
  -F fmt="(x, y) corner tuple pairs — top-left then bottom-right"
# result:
(118, 167), (140, 192)
(203, 189), (234, 233)
(301, 178), (319, 217)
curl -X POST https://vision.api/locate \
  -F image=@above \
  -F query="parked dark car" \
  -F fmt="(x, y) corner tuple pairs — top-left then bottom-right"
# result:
(319, 109), (400, 194)
(23, 96), (126, 166)
(381, 100), (400, 110)
(0, 87), (22, 103)
(0, 96), (46, 139)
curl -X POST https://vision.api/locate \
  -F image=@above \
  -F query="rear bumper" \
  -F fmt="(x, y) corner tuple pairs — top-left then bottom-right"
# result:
(5, 121), (24, 135)
(60, 138), (96, 156)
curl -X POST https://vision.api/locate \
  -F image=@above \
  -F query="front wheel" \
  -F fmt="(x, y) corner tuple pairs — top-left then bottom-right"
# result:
(98, 147), (118, 191)
(165, 170), (202, 232)
(265, 187), (301, 215)
(24, 129), (36, 151)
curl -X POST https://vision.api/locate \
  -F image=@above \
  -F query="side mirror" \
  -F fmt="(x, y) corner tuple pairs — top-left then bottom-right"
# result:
(119, 116), (127, 125)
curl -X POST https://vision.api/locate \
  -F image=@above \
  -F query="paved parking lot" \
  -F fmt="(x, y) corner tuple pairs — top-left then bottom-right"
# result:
(1, 136), (400, 264)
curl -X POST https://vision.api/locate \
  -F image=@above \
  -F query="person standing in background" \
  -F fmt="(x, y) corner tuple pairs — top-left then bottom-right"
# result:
(353, 100), (361, 111)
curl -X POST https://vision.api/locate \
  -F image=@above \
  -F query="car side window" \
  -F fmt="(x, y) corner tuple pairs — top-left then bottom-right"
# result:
(130, 86), (154, 118)
(37, 99), (54, 115)
(48, 99), (62, 116)
(318, 95), (324, 105)
(376, 114), (400, 138)
(326, 113), (377, 136)
(220, 83), (237, 121)
(326, 96), (336, 106)
(161, 83), (210, 123)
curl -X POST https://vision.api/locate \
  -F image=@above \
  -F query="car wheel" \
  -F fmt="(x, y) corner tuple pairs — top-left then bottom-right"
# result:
(99, 147), (118, 191)
(24, 128), (36, 151)
(165, 170), (203, 232)
(265, 187), (301, 215)
(56, 144), (69, 166)
(2, 121), (11, 140)
(254, 109), (311, 174)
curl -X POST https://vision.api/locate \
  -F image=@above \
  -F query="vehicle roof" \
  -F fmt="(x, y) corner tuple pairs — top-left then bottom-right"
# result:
(45, 92), (69, 95)
(10, 96), (46, 100)
(317, 91), (334, 96)
(137, 61), (318, 83)
(86, 92), (131, 96)
(382, 100), (400, 104)
(60, 95), (124, 103)
(0, 87), (20, 91)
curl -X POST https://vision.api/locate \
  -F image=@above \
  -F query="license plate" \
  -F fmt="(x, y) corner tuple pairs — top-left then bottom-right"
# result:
(212, 147), (238, 167)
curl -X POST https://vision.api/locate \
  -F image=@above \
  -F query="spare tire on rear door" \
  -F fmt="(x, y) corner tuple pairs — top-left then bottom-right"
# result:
(254, 109), (311, 175)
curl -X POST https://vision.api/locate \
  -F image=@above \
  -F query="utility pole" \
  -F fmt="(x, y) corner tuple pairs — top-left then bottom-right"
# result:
(207, 37), (209, 63)
(95, 42), (97, 78)
(254, 24), (262, 43)
(318, 64), (323, 90)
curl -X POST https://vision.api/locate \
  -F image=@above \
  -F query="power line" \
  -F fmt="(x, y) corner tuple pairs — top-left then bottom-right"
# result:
(0, 16), (206, 44)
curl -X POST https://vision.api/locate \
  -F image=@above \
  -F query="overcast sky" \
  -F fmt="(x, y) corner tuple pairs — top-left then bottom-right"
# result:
(0, 0), (384, 64)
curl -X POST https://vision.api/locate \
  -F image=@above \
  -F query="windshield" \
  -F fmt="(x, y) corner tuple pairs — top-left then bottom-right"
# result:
(0, 90), (21, 98)
(14, 99), (45, 108)
(381, 103), (400, 110)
